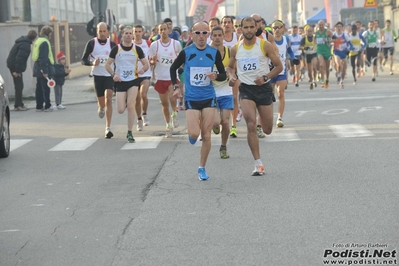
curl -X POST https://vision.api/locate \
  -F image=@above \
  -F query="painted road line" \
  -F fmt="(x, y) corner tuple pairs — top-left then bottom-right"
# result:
(10, 139), (33, 152)
(194, 134), (224, 147)
(263, 128), (300, 142)
(121, 136), (164, 150)
(286, 94), (399, 102)
(49, 138), (98, 151)
(329, 124), (374, 138)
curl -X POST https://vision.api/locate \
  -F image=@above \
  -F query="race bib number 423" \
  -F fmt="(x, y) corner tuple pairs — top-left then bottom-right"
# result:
(190, 67), (211, 86)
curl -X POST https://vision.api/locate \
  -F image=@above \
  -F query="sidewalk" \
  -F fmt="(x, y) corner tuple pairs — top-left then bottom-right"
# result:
(20, 74), (98, 110)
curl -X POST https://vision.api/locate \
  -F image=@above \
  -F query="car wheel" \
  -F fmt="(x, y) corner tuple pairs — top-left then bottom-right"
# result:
(0, 110), (10, 158)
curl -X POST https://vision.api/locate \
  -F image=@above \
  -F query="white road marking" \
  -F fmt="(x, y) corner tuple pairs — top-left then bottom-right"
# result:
(121, 136), (163, 150)
(329, 124), (374, 138)
(49, 138), (98, 151)
(10, 139), (32, 152)
(263, 128), (300, 142)
(194, 134), (225, 147)
(286, 95), (399, 102)
(0, 229), (21, 233)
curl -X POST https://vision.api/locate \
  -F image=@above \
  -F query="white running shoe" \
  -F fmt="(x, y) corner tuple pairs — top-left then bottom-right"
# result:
(236, 109), (242, 122)
(137, 120), (144, 131)
(171, 112), (179, 128)
(57, 104), (66, 109)
(98, 107), (105, 119)
(165, 123), (173, 138)
(252, 164), (265, 176)
(143, 114), (150, 126)
(276, 117), (284, 128)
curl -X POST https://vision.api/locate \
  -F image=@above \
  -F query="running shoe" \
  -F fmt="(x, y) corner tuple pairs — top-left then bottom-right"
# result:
(44, 106), (57, 112)
(252, 164), (265, 176)
(57, 104), (66, 109)
(171, 112), (179, 128)
(137, 119), (144, 131)
(98, 107), (105, 119)
(236, 110), (242, 122)
(325, 80), (329, 89)
(105, 127), (113, 139)
(230, 126), (237, 138)
(143, 114), (150, 126)
(126, 131), (135, 143)
(372, 77), (376, 82)
(213, 125), (220, 134)
(198, 167), (210, 181)
(257, 125), (265, 138)
(276, 118), (284, 128)
(188, 135), (197, 144)
(390, 70), (393, 75)
(165, 124), (173, 138)
(295, 81), (299, 87)
(219, 148), (230, 159)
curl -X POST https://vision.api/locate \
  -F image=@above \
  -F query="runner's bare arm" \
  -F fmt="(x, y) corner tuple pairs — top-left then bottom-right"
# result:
(263, 41), (283, 79)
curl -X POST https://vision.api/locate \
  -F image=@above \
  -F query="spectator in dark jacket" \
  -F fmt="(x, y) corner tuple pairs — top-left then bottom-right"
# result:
(53, 52), (71, 109)
(32, 25), (55, 112)
(6, 29), (37, 111)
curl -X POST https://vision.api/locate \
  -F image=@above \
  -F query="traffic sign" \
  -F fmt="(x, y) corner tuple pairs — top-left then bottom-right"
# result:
(364, 0), (378, 9)
(91, 0), (108, 14)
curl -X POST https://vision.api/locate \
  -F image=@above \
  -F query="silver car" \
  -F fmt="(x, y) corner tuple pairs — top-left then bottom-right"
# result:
(0, 74), (10, 158)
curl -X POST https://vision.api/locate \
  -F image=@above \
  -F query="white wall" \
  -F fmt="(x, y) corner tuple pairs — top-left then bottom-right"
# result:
(237, 0), (278, 22)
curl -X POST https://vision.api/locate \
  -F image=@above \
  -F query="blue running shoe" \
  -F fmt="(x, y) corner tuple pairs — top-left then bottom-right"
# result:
(198, 167), (210, 181)
(188, 135), (197, 145)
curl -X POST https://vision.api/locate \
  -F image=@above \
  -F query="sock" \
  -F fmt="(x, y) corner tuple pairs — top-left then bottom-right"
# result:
(143, 112), (147, 115)
(220, 145), (226, 151)
(255, 159), (263, 165)
(128, 130), (132, 134)
(138, 117), (142, 120)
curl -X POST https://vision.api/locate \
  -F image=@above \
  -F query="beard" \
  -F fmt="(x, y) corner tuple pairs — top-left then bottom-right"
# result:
(243, 32), (255, 40)
(256, 27), (263, 36)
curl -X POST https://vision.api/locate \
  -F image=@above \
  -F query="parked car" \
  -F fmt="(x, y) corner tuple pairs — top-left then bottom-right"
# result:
(0, 74), (10, 158)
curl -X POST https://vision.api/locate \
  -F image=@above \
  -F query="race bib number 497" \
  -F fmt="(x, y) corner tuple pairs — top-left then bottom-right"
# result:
(190, 67), (211, 86)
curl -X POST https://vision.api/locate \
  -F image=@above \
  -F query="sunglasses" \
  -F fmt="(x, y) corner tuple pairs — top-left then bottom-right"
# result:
(193, 31), (209, 35)
(234, 24), (241, 28)
(273, 26), (283, 30)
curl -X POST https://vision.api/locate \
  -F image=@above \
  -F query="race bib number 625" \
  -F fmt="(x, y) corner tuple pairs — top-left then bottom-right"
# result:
(238, 57), (259, 72)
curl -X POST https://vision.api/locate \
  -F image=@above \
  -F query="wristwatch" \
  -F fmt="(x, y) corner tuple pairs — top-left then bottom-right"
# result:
(111, 72), (115, 78)
(173, 84), (180, 91)
(262, 75), (269, 83)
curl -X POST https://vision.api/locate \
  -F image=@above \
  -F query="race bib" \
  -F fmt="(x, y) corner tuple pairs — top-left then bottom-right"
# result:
(306, 46), (314, 54)
(238, 57), (260, 72)
(190, 67), (211, 87)
(119, 66), (134, 81)
(316, 38), (325, 44)
(160, 56), (174, 67)
(338, 43), (347, 51)
(99, 57), (108, 65)
(368, 42), (377, 48)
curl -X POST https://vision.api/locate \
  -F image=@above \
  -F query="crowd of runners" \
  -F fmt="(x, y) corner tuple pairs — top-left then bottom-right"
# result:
(79, 14), (397, 180)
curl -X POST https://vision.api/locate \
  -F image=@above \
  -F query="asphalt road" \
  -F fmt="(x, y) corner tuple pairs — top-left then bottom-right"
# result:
(1, 72), (399, 266)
